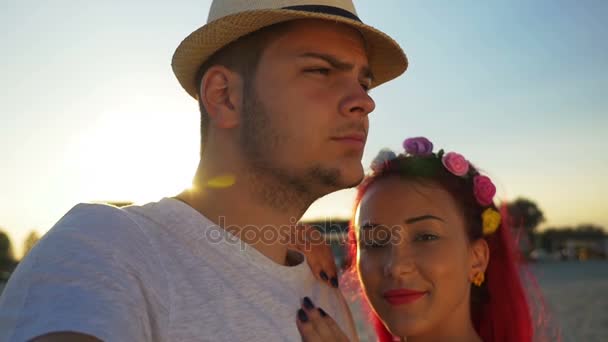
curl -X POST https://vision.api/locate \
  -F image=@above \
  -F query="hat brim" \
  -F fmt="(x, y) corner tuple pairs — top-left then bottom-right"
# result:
(172, 9), (408, 99)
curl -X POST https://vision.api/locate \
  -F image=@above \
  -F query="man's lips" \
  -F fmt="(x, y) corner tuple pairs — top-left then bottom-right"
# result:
(331, 133), (366, 146)
(383, 288), (427, 306)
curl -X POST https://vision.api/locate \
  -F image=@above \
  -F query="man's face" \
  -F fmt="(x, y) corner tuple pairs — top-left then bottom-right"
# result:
(241, 19), (375, 198)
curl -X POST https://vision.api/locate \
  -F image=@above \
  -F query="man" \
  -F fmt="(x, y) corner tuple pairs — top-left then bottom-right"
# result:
(0, 1), (407, 341)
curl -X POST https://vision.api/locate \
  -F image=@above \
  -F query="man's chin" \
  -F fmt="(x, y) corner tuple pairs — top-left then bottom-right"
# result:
(343, 169), (365, 188)
(330, 167), (365, 191)
(303, 162), (364, 196)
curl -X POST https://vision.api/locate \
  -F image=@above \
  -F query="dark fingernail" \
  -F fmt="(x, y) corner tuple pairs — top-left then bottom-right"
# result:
(331, 277), (339, 288)
(303, 296), (315, 310)
(320, 271), (329, 281)
(318, 308), (327, 317)
(298, 308), (309, 322)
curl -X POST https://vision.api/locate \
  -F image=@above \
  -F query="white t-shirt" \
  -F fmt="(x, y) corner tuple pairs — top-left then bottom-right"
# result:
(0, 198), (357, 341)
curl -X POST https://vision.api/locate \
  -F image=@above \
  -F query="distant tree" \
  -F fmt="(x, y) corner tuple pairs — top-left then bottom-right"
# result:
(23, 230), (41, 257)
(0, 229), (17, 280)
(542, 224), (605, 238)
(574, 224), (606, 236)
(506, 198), (545, 253)
(539, 224), (606, 255)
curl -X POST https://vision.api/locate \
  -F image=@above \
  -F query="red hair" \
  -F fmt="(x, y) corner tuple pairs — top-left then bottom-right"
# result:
(345, 155), (536, 342)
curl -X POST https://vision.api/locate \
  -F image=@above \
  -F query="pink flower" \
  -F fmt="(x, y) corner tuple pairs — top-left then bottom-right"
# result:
(474, 175), (496, 206)
(403, 137), (434, 156)
(441, 152), (469, 176)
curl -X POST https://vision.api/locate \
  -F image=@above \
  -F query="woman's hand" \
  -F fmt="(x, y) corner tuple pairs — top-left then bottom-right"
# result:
(287, 225), (339, 288)
(296, 297), (350, 342)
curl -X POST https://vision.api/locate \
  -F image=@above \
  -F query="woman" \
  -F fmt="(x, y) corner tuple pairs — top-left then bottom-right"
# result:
(295, 137), (539, 341)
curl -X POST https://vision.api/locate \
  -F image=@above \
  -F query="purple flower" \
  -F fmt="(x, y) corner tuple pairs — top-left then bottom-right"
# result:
(403, 137), (434, 156)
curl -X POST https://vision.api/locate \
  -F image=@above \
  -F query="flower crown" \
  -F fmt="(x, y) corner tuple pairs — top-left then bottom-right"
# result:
(371, 137), (501, 236)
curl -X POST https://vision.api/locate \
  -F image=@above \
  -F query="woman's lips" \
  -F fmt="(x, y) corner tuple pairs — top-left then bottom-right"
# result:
(383, 288), (427, 306)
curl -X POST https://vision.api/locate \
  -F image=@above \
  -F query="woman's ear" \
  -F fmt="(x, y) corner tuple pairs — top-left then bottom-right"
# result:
(199, 65), (243, 129)
(469, 238), (490, 280)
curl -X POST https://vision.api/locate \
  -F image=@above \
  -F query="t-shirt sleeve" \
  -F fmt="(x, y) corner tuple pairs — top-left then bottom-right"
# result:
(0, 204), (169, 342)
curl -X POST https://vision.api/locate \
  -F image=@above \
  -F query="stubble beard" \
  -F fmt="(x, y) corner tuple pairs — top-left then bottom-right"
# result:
(239, 85), (357, 214)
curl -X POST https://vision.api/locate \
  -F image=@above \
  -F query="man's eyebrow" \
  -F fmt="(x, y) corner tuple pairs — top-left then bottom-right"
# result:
(404, 215), (445, 225)
(298, 52), (374, 81)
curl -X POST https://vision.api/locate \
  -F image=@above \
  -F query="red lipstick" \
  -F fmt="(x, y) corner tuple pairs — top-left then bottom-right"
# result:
(383, 288), (427, 306)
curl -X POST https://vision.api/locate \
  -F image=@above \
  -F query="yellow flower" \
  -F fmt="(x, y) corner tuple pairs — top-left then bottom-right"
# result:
(482, 208), (501, 235)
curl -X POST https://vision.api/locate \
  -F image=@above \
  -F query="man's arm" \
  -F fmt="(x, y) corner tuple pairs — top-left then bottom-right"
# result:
(0, 204), (166, 342)
(31, 332), (101, 342)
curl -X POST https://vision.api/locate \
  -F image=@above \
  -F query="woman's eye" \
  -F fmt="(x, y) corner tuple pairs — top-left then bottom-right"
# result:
(362, 239), (390, 249)
(414, 234), (438, 242)
(360, 234), (391, 249)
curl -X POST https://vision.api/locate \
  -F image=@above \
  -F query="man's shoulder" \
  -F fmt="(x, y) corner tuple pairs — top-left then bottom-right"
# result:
(51, 198), (189, 237)
(0, 200), (169, 342)
(30, 201), (170, 262)
(49, 202), (145, 240)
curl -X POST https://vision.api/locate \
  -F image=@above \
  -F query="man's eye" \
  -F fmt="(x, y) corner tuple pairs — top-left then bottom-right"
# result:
(414, 234), (439, 242)
(305, 68), (330, 75)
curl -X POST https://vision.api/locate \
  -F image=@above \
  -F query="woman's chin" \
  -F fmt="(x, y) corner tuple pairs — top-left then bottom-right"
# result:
(382, 313), (432, 340)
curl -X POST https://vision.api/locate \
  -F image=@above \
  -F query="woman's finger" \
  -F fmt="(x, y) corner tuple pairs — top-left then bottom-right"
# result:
(302, 300), (335, 341)
(300, 297), (350, 341)
(303, 225), (339, 288)
(296, 308), (322, 342)
(318, 307), (350, 342)
(312, 233), (339, 287)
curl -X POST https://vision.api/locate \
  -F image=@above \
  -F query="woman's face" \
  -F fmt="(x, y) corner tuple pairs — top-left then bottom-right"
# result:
(355, 176), (487, 338)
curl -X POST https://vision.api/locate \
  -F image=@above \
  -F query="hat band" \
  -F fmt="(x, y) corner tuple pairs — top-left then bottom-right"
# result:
(282, 5), (362, 23)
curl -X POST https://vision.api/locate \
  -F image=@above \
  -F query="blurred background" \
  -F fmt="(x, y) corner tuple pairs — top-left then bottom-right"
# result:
(1, 0), (606, 340)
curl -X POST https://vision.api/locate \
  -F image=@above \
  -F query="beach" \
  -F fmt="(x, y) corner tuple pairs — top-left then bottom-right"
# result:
(531, 260), (608, 341)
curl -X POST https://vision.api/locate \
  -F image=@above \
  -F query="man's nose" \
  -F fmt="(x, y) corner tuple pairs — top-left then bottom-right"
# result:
(339, 80), (376, 118)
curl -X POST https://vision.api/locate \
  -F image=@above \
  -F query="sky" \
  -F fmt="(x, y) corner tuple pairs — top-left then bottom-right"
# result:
(1, 0), (607, 258)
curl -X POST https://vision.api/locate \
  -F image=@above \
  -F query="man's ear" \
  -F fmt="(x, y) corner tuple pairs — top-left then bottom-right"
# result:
(469, 238), (490, 280)
(199, 65), (243, 129)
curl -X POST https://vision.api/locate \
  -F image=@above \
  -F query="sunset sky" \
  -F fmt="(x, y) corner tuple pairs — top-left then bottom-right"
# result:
(1, 0), (607, 258)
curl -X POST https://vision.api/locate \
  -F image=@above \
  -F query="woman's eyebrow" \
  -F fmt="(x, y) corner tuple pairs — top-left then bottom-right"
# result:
(360, 222), (383, 230)
(404, 215), (445, 224)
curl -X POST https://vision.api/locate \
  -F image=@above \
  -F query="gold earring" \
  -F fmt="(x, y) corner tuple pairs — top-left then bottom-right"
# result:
(472, 272), (485, 287)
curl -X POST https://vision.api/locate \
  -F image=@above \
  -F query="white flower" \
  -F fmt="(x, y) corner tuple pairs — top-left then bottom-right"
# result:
(371, 149), (397, 172)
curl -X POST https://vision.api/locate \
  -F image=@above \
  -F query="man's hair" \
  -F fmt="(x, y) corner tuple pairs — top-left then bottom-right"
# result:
(195, 22), (292, 156)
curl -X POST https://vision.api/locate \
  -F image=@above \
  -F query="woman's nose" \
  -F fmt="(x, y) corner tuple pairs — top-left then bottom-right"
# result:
(383, 244), (417, 279)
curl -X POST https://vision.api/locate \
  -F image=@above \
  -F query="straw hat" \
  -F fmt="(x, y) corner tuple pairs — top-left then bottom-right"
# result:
(172, 0), (408, 99)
